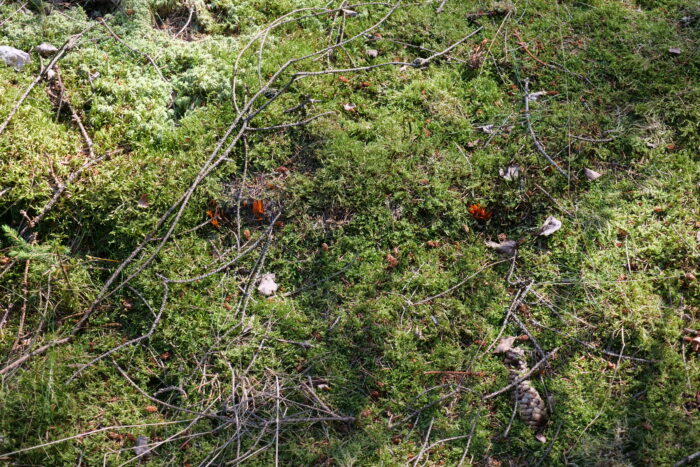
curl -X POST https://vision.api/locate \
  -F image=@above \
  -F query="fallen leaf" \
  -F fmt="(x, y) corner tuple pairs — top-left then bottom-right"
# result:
(386, 253), (398, 269)
(137, 194), (150, 208)
(342, 8), (358, 16)
(477, 124), (495, 134)
(252, 199), (264, 218)
(338, 75), (350, 83)
(669, 47), (682, 55)
(696, 231), (700, 243)
(494, 336), (517, 353)
(366, 49), (378, 58)
(321, 242), (329, 251)
(584, 168), (602, 180)
(468, 203), (492, 221)
(485, 239), (518, 256)
(535, 433), (547, 443)
(144, 405), (158, 413)
(210, 218), (220, 229)
(538, 216), (562, 236)
(257, 273), (278, 296)
(106, 431), (124, 441)
(243, 229), (251, 240)
(342, 102), (357, 112)
(527, 90), (549, 102)
(499, 165), (520, 181)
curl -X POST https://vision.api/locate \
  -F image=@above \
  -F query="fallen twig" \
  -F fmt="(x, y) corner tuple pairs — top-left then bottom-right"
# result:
(675, 451), (700, 467)
(410, 258), (512, 306)
(529, 319), (656, 363)
(67, 282), (169, 381)
(523, 78), (569, 179)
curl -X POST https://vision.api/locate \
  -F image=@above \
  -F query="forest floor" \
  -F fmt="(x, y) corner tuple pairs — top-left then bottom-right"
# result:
(1, 0), (699, 465)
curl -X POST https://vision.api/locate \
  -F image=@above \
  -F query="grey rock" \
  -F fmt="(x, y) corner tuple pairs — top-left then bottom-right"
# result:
(0, 45), (30, 70)
(133, 436), (151, 458)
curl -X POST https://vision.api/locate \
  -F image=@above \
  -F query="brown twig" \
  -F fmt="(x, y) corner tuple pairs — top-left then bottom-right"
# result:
(11, 257), (31, 351)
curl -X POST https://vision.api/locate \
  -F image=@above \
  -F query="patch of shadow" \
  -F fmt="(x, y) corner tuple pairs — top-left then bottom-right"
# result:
(47, 0), (121, 18)
(153, 3), (198, 41)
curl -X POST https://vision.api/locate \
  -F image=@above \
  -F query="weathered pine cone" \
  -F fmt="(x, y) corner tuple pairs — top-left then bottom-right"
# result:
(510, 372), (548, 428)
(503, 347), (548, 428)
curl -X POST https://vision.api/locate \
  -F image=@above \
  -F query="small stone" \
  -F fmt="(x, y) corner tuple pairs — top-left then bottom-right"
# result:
(36, 42), (58, 57)
(584, 168), (602, 180)
(133, 436), (151, 458)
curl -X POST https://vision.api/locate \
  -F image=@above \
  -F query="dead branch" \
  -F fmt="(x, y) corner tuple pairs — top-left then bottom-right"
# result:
(0, 419), (193, 458)
(10, 256), (31, 351)
(19, 69), (106, 236)
(457, 405), (481, 466)
(67, 282), (169, 381)
(675, 451), (700, 467)
(246, 111), (335, 131)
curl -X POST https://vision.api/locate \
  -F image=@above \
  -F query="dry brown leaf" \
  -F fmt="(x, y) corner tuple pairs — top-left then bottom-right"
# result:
(493, 336), (517, 354)
(137, 194), (150, 208)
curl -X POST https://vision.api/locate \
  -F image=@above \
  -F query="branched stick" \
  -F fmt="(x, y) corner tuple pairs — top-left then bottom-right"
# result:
(247, 111), (335, 131)
(67, 281), (169, 381)
(529, 319), (656, 363)
(20, 69), (105, 236)
(457, 405), (481, 466)
(0, 419), (193, 458)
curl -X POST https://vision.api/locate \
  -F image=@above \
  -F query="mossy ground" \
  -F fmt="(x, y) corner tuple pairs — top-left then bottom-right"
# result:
(1, 0), (699, 465)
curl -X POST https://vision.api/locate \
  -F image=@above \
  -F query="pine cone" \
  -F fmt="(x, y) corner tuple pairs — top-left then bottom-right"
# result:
(503, 347), (548, 428)
(511, 374), (548, 428)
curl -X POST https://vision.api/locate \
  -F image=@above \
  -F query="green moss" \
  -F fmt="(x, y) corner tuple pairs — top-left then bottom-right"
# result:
(1, 0), (699, 464)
